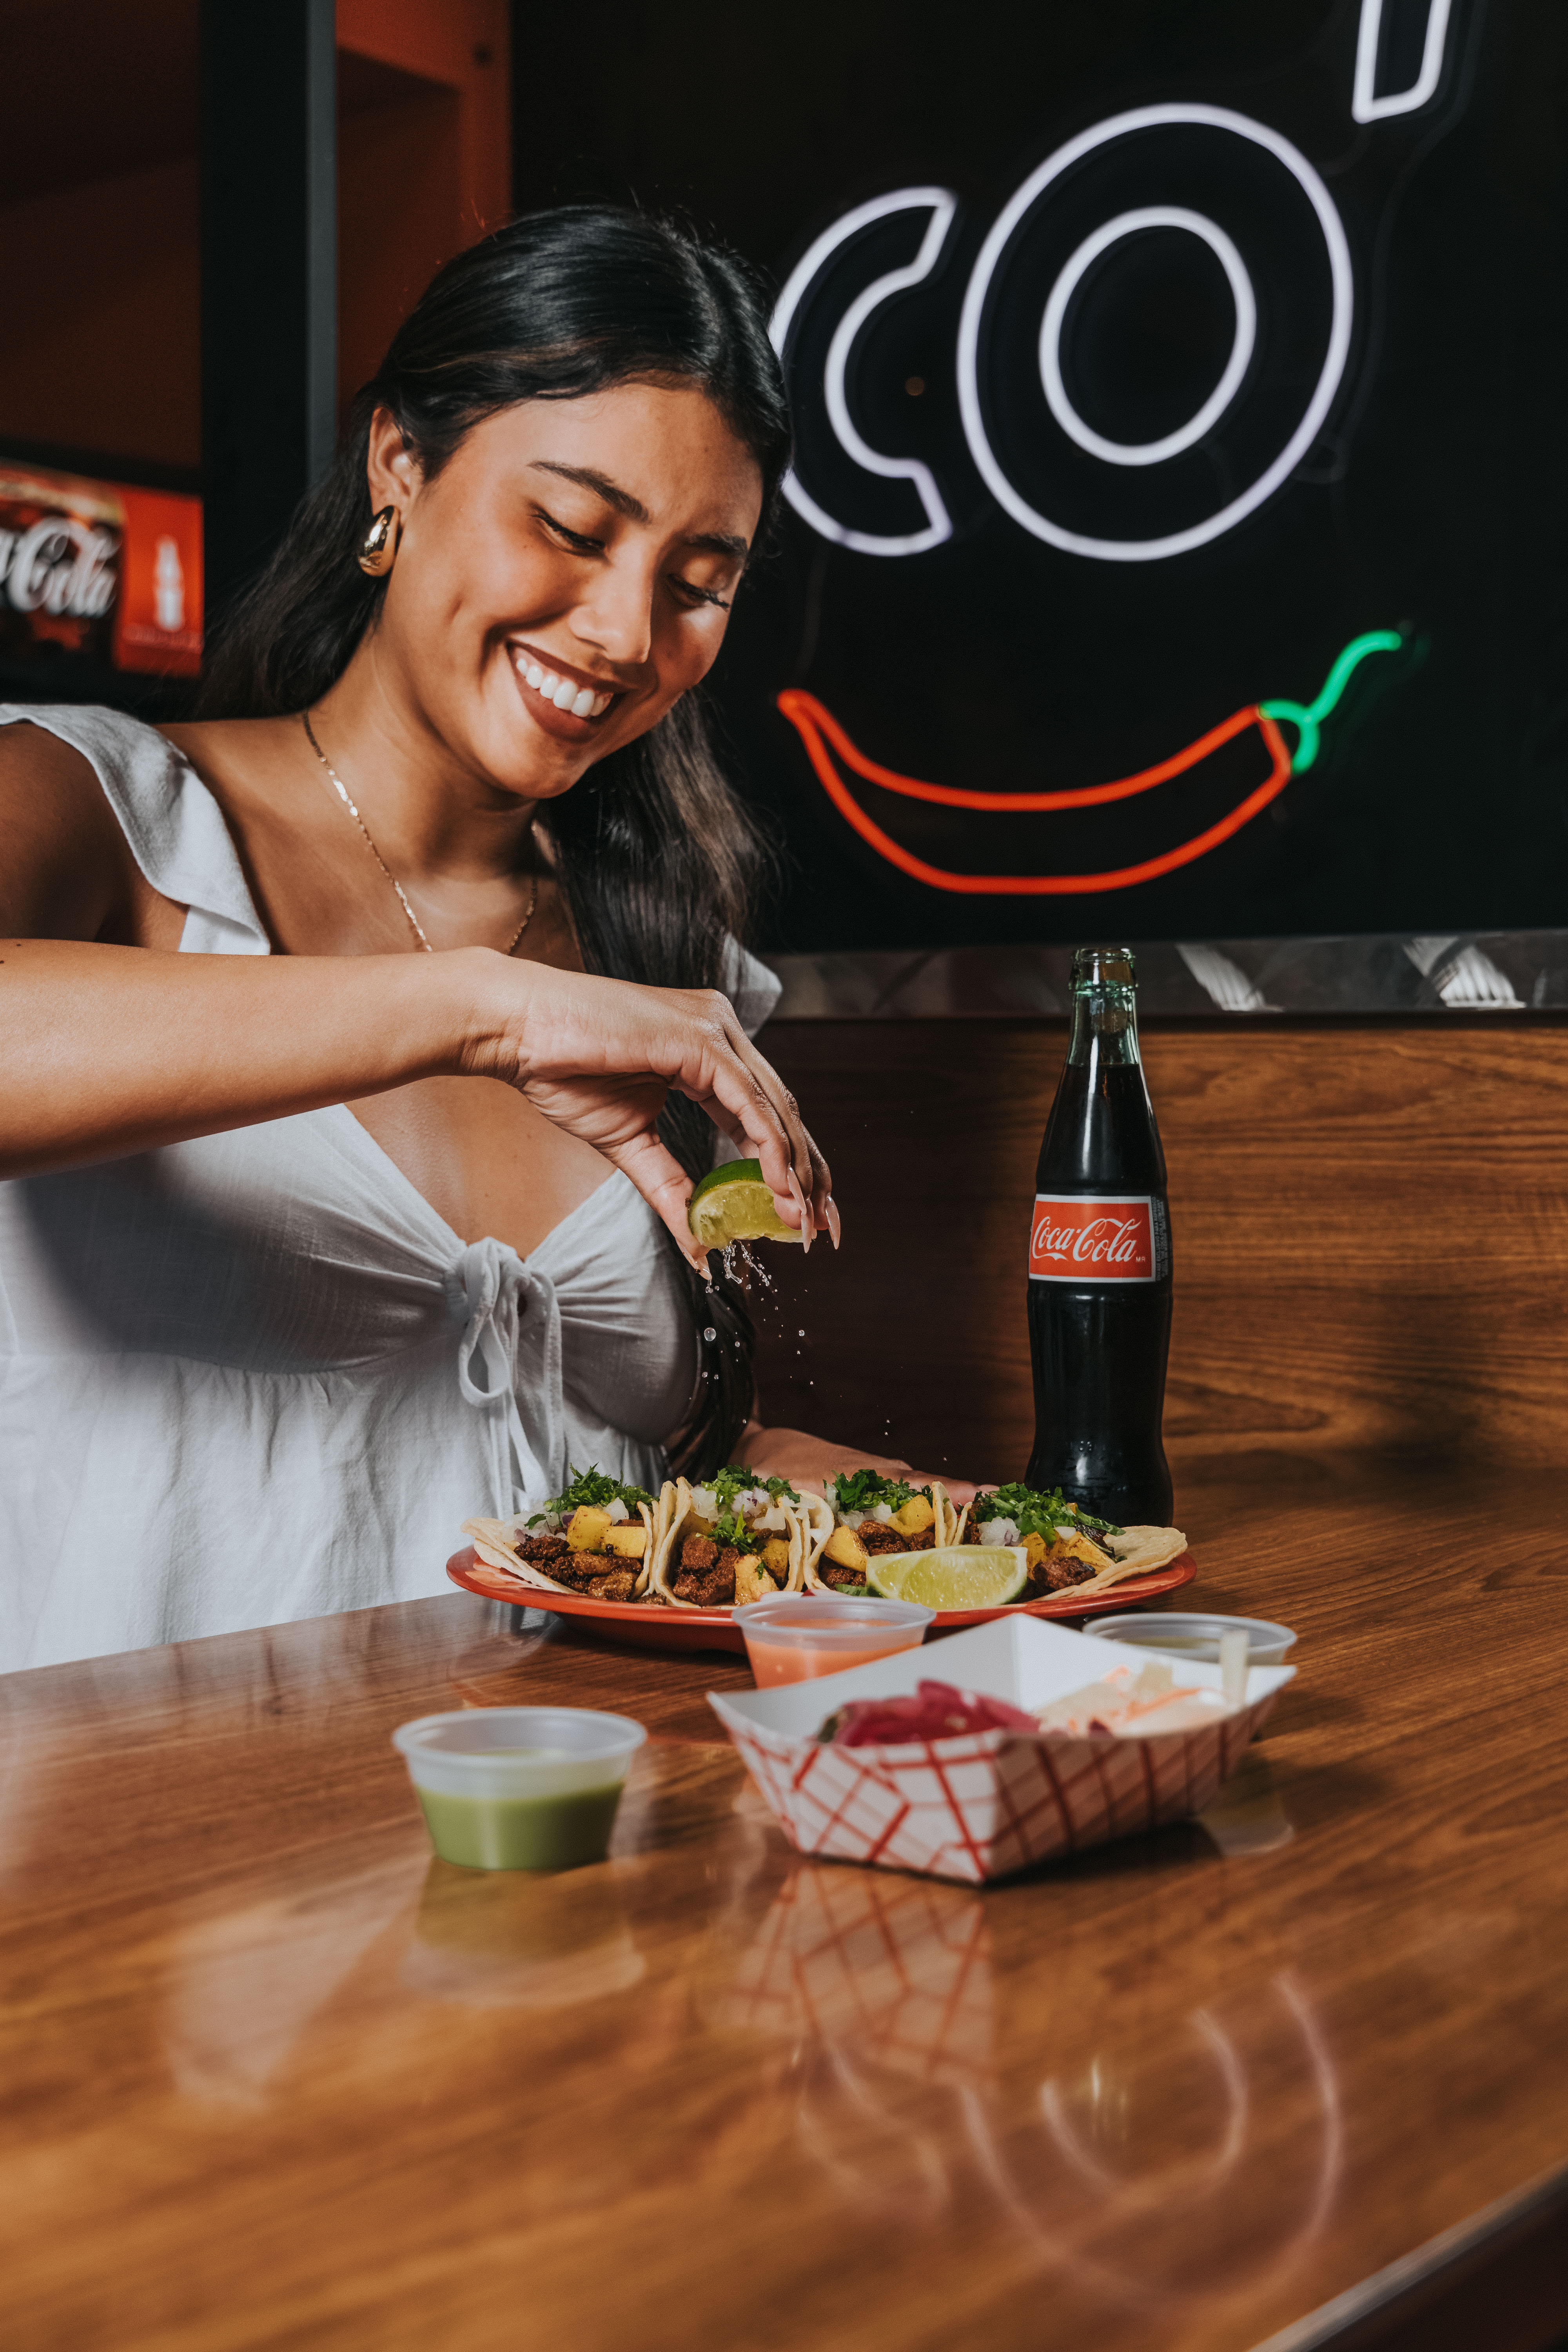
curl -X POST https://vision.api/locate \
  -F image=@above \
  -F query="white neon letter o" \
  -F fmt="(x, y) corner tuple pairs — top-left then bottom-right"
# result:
(956, 103), (1354, 563)
(1038, 206), (1256, 468)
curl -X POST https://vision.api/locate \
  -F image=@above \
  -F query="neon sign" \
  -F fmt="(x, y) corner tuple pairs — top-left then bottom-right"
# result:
(1036, 205), (1255, 471)
(1354, 0), (1455, 121)
(773, 0), (1457, 564)
(776, 632), (1403, 897)
(769, 188), (958, 556)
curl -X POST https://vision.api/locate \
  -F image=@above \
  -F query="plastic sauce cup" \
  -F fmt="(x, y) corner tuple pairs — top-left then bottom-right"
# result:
(738, 1595), (935, 1686)
(392, 1707), (646, 1872)
(1089, 1612), (1297, 1666)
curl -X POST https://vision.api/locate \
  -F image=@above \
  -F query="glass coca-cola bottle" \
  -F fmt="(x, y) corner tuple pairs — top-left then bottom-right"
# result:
(1025, 945), (1174, 1524)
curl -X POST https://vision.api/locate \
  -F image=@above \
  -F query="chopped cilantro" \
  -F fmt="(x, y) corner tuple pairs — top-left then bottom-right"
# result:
(826, 1469), (932, 1516)
(712, 1465), (800, 1508)
(970, 1483), (1122, 1541)
(528, 1463), (655, 1527)
(702, 1465), (800, 1548)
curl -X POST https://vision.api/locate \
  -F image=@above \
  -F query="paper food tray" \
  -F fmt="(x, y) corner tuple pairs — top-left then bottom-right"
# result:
(708, 1615), (1294, 1884)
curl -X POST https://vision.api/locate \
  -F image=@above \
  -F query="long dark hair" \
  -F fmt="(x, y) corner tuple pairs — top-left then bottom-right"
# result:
(198, 205), (793, 1477)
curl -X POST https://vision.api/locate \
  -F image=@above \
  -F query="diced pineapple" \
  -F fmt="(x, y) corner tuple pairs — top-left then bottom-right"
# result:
(733, 1554), (777, 1605)
(760, 1535), (791, 1578)
(823, 1523), (869, 1570)
(605, 1521), (648, 1559)
(891, 1495), (935, 1537)
(1022, 1531), (1047, 1575)
(1051, 1529), (1112, 1570)
(566, 1504), (614, 1552)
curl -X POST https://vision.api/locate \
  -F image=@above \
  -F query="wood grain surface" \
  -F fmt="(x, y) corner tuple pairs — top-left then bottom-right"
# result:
(4, 1450), (1568, 2352)
(749, 1020), (1568, 1488)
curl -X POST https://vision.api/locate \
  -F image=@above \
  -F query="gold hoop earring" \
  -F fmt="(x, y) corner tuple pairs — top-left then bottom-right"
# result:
(358, 506), (400, 577)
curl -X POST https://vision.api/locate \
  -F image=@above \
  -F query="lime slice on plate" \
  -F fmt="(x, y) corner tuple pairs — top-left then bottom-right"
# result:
(688, 1158), (800, 1249)
(868, 1545), (1029, 1608)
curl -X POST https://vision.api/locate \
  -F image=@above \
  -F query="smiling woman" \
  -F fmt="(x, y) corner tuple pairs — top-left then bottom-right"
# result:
(0, 206), (942, 1676)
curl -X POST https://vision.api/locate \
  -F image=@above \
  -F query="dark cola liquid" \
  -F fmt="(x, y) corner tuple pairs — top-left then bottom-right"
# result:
(1025, 1011), (1174, 1526)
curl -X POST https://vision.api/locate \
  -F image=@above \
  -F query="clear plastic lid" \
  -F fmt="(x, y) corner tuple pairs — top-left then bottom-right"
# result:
(1089, 1612), (1296, 1663)
(392, 1706), (646, 1798)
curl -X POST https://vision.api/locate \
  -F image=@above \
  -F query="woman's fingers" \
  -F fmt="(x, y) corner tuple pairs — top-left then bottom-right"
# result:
(608, 1127), (713, 1273)
(497, 967), (836, 1259)
(731, 1029), (830, 1234)
(688, 1003), (831, 1238)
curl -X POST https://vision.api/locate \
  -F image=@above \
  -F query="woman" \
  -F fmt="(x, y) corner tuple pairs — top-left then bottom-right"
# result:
(0, 206), (961, 1674)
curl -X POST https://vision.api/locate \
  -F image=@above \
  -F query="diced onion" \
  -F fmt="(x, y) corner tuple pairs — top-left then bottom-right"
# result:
(842, 1508), (865, 1530)
(691, 1486), (718, 1519)
(757, 1504), (788, 1532)
(978, 1517), (1019, 1546)
(871, 1502), (894, 1524)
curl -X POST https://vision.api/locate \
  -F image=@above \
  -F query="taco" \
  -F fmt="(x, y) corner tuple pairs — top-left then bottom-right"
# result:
(958, 1483), (1186, 1601)
(650, 1466), (809, 1610)
(464, 1466), (664, 1605)
(803, 1469), (962, 1595)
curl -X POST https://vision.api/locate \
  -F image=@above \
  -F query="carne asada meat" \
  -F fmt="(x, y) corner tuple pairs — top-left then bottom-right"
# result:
(856, 1522), (909, 1557)
(577, 1566), (639, 1603)
(671, 1532), (740, 1608)
(516, 1532), (571, 1567)
(856, 1520), (938, 1557)
(1030, 1550), (1097, 1596)
(515, 1530), (639, 1602)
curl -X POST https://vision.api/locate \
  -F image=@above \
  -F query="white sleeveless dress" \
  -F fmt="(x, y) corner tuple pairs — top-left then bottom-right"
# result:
(0, 704), (779, 1672)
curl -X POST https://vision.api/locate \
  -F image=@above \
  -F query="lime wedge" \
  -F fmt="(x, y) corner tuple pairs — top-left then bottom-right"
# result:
(868, 1545), (1029, 1608)
(688, 1158), (800, 1249)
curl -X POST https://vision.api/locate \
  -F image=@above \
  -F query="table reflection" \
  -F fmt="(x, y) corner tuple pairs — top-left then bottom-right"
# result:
(404, 1858), (647, 2007)
(712, 1860), (994, 2086)
(967, 1973), (1342, 2308)
(703, 1828), (1342, 2303)
(162, 1857), (419, 2109)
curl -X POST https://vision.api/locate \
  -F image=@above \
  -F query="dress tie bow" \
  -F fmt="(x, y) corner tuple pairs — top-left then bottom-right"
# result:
(454, 1236), (564, 1511)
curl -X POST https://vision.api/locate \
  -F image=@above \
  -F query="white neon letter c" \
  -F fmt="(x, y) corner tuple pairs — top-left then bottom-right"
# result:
(770, 187), (957, 558)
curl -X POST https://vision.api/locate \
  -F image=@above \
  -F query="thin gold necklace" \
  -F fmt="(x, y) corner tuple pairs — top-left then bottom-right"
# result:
(302, 710), (539, 957)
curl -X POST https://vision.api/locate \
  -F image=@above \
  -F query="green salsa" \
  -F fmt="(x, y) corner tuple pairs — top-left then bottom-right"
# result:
(415, 1780), (624, 1871)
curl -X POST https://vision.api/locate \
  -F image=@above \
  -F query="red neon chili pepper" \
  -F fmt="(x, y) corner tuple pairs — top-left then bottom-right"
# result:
(775, 687), (1294, 896)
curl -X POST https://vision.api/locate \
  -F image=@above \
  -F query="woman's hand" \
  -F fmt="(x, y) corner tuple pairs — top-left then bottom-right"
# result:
(464, 954), (834, 1270)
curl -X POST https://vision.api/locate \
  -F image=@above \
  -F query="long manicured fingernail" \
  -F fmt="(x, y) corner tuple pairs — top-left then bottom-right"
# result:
(824, 1195), (842, 1250)
(786, 1167), (813, 1253)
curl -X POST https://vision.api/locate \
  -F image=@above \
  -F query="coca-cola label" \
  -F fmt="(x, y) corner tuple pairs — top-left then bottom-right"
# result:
(1029, 1193), (1169, 1282)
(0, 461), (202, 677)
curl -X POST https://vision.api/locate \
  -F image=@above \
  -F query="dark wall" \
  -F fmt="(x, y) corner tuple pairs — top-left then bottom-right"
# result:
(512, 0), (1568, 953)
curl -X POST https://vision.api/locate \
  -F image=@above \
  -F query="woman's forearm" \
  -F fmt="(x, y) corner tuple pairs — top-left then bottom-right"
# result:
(737, 1420), (980, 1505)
(0, 943), (831, 1272)
(0, 938), (487, 1176)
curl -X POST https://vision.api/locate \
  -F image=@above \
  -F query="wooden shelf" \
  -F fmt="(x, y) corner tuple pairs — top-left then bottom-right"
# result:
(0, 2), (509, 479)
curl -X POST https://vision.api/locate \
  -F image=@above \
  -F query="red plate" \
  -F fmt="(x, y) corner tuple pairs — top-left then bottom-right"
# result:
(445, 1545), (1198, 1655)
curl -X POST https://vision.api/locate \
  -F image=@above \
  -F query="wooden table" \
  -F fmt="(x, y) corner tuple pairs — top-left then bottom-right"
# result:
(4, 1454), (1567, 2352)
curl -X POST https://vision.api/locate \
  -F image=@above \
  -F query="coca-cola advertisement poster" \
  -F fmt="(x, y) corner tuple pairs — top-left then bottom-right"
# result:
(0, 463), (202, 679)
(531, 0), (1566, 950)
